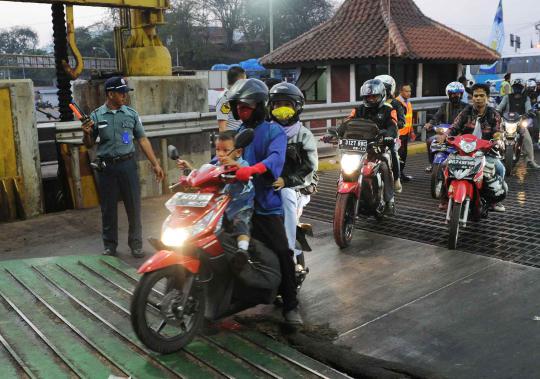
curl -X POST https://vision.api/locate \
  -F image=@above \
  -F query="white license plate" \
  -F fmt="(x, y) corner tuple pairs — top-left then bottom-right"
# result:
(339, 139), (368, 152)
(448, 157), (477, 169)
(172, 193), (213, 207)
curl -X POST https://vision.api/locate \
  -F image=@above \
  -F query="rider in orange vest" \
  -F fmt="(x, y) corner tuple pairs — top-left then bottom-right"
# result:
(396, 84), (415, 181)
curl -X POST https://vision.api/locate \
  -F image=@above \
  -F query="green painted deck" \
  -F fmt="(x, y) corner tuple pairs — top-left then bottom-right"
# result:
(0, 255), (349, 379)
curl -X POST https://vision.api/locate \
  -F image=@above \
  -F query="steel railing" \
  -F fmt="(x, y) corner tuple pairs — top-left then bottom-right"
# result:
(51, 96), (446, 144)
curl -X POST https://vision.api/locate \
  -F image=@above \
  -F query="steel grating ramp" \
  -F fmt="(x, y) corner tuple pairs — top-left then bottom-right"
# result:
(0, 255), (349, 379)
(306, 152), (540, 268)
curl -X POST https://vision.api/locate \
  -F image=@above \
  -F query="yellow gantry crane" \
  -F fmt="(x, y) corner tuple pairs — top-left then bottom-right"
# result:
(4, 0), (173, 120)
(0, 0), (173, 221)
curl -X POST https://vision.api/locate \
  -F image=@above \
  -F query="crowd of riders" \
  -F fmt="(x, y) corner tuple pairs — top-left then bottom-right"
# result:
(182, 66), (540, 323)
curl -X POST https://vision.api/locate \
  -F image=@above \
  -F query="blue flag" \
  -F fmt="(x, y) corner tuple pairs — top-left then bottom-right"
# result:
(480, 0), (504, 73)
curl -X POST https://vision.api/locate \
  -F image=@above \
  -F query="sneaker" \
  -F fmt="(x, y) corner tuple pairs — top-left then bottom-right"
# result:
(102, 248), (117, 256)
(394, 179), (402, 193)
(385, 200), (395, 215)
(283, 307), (304, 325)
(425, 165), (433, 173)
(438, 202), (448, 211)
(401, 174), (413, 182)
(491, 203), (506, 212)
(131, 249), (145, 258)
(527, 160), (540, 169)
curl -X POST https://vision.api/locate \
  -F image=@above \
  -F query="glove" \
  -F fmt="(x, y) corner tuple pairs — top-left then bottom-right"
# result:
(235, 162), (267, 181)
(321, 134), (335, 143)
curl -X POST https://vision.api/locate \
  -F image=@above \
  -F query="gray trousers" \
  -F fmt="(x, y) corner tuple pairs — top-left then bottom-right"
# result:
(520, 127), (535, 162)
(97, 158), (142, 251)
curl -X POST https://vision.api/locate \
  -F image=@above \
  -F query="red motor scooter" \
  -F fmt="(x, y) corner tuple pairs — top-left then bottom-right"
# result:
(130, 130), (309, 354)
(444, 134), (495, 249)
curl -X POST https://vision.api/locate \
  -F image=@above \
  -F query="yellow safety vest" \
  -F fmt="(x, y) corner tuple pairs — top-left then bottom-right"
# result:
(397, 97), (413, 136)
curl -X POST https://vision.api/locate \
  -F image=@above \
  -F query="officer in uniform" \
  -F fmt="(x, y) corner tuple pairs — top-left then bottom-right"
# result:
(81, 77), (164, 257)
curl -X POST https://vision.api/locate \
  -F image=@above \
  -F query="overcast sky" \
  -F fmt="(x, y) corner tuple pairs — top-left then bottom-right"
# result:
(0, 0), (538, 54)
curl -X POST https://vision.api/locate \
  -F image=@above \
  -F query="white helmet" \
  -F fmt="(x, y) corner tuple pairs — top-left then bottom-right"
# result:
(445, 81), (465, 97)
(526, 79), (537, 91)
(374, 75), (396, 96)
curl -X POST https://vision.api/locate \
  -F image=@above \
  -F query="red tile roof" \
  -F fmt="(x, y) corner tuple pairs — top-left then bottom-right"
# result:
(260, 0), (499, 67)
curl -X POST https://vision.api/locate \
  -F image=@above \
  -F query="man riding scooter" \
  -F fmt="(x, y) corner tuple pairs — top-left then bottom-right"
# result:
(326, 79), (399, 212)
(424, 81), (468, 173)
(444, 83), (506, 212)
(497, 79), (540, 169)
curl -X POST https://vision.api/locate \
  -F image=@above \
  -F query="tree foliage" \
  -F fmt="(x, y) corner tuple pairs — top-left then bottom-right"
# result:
(74, 23), (115, 58)
(0, 27), (39, 54)
(157, 0), (335, 68)
(242, 0), (334, 49)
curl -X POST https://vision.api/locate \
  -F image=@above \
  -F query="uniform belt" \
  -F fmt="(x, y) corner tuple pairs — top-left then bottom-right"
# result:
(101, 153), (134, 165)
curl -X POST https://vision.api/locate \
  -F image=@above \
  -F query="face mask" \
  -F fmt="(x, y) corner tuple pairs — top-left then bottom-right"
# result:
(237, 104), (255, 121)
(271, 106), (295, 123)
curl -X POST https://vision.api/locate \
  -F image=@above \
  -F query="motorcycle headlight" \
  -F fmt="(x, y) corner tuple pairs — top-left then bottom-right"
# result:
(505, 122), (518, 134)
(161, 227), (190, 247)
(459, 139), (477, 154)
(520, 119), (529, 128)
(161, 208), (219, 248)
(341, 154), (362, 175)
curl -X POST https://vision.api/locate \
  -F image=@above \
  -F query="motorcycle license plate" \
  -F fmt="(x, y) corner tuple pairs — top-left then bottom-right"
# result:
(447, 156), (477, 169)
(339, 139), (368, 152)
(172, 193), (213, 207)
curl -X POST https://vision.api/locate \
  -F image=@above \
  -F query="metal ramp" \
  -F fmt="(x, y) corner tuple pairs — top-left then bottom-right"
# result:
(0, 255), (349, 379)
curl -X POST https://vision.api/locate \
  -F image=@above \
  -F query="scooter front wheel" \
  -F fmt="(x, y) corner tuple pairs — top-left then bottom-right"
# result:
(431, 163), (443, 199)
(130, 266), (206, 354)
(333, 193), (356, 248)
(448, 202), (462, 250)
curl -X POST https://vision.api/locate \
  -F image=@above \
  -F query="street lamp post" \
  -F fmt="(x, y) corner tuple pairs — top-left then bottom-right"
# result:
(269, 0), (274, 77)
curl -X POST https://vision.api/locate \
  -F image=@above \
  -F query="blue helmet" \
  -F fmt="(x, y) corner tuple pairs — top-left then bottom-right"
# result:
(445, 81), (465, 97)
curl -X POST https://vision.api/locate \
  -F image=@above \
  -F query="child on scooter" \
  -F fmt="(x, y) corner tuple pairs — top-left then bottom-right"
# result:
(176, 131), (255, 264)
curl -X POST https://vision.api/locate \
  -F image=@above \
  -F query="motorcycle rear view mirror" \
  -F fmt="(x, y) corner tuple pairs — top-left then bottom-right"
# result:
(167, 145), (179, 161)
(235, 129), (254, 149)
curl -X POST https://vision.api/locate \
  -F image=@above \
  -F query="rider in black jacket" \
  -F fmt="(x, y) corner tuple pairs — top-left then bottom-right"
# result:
(331, 79), (398, 211)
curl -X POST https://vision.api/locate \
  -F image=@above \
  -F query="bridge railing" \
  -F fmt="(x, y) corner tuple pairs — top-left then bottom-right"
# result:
(52, 96), (446, 144)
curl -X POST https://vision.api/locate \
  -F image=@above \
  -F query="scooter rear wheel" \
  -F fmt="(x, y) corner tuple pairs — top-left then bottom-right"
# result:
(448, 202), (462, 250)
(130, 266), (206, 354)
(333, 193), (356, 248)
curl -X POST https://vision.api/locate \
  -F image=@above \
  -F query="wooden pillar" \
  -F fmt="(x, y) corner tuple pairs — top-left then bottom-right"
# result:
(326, 65), (332, 128)
(350, 63), (356, 102)
(416, 63), (424, 98)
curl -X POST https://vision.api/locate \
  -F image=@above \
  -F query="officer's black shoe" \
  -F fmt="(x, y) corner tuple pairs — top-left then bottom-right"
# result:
(103, 248), (117, 256)
(131, 249), (145, 258)
(401, 174), (413, 182)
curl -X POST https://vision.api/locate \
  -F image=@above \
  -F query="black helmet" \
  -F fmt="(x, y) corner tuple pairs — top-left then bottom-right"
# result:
(482, 176), (507, 203)
(511, 78), (525, 94)
(227, 78), (269, 125)
(269, 82), (305, 126)
(360, 79), (386, 108)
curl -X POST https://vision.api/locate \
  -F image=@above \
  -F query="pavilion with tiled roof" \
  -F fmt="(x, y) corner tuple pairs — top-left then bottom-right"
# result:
(261, 0), (499, 101)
